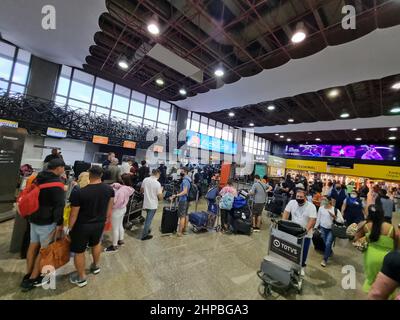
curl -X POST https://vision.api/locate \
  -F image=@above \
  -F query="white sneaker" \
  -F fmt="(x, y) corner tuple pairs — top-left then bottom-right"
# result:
(321, 260), (327, 267)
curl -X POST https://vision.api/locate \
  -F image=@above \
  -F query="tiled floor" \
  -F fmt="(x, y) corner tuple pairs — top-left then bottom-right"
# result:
(1, 200), (398, 300)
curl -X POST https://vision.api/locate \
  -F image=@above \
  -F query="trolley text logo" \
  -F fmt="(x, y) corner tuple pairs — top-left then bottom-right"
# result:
(270, 236), (301, 264)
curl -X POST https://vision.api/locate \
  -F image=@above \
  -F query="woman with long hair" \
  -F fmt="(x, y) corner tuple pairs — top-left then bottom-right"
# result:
(354, 204), (397, 293)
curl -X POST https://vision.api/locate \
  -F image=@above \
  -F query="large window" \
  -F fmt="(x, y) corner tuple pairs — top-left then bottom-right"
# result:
(0, 40), (31, 94)
(243, 131), (269, 155)
(55, 65), (176, 131)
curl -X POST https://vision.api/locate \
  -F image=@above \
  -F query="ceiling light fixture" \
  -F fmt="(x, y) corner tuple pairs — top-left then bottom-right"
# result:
(147, 23), (160, 35)
(388, 136), (397, 140)
(214, 68), (224, 77)
(288, 118), (294, 123)
(228, 112), (235, 117)
(280, 135), (284, 138)
(291, 22), (306, 44)
(355, 137), (362, 141)
(249, 123), (255, 127)
(155, 78), (164, 86)
(118, 59), (129, 70)
(179, 88), (187, 96)
(328, 89), (340, 98)
(267, 105), (275, 111)
(340, 111), (350, 118)
(389, 127), (398, 132)
(391, 82), (400, 90)
(275, 133), (279, 136)
(352, 128), (357, 131)
(287, 138), (292, 142)
(390, 107), (400, 113)
(315, 138), (321, 141)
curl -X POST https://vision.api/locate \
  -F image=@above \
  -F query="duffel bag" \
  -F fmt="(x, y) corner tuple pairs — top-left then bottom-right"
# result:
(277, 220), (307, 237)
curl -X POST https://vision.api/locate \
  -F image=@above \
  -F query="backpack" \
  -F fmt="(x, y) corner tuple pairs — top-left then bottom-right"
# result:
(205, 186), (219, 201)
(187, 179), (198, 202)
(220, 193), (234, 210)
(17, 181), (65, 218)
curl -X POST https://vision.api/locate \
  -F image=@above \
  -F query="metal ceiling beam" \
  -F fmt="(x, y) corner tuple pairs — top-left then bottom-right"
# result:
(343, 86), (360, 118)
(306, 0), (329, 47)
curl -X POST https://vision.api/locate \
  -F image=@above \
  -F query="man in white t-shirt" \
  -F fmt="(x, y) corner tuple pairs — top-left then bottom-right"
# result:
(140, 169), (163, 240)
(282, 189), (317, 273)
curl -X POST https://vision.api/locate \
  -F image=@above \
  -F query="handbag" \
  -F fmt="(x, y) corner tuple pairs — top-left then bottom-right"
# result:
(331, 208), (348, 239)
(352, 236), (368, 252)
(40, 236), (71, 270)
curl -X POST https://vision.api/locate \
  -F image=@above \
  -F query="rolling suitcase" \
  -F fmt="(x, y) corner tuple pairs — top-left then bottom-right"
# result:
(161, 200), (179, 234)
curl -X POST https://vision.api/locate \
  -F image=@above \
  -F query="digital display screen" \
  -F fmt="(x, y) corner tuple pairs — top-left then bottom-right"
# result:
(285, 144), (397, 161)
(187, 130), (237, 154)
(92, 135), (109, 144)
(47, 127), (67, 138)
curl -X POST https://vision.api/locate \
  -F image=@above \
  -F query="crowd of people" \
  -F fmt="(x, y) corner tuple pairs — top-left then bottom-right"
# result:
(16, 150), (400, 299)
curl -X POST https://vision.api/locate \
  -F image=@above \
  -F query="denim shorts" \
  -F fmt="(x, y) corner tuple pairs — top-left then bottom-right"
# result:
(30, 223), (57, 247)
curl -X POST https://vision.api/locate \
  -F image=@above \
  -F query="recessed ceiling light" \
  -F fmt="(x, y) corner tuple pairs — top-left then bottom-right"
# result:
(267, 105), (275, 111)
(118, 59), (129, 70)
(275, 133), (279, 136)
(179, 88), (187, 96)
(391, 82), (400, 90)
(288, 118), (294, 123)
(291, 31), (306, 44)
(355, 137), (362, 141)
(340, 112), (350, 118)
(287, 138), (291, 142)
(315, 138), (321, 141)
(155, 78), (164, 86)
(147, 23), (160, 35)
(352, 128), (357, 131)
(328, 89), (340, 98)
(389, 127), (398, 131)
(228, 112), (235, 117)
(388, 136), (397, 140)
(249, 123), (254, 127)
(390, 107), (400, 113)
(280, 135), (284, 138)
(214, 68), (224, 77)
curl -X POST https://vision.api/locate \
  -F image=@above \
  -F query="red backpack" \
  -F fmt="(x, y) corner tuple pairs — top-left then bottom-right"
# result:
(17, 182), (65, 218)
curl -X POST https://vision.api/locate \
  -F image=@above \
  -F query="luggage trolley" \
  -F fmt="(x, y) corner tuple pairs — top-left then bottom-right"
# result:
(123, 191), (145, 230)
(257, 219), (307, 297)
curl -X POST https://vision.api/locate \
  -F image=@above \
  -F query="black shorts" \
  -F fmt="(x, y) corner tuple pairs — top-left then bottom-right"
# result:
(70, 222), (104, 254)
(381, 251), (400, 284)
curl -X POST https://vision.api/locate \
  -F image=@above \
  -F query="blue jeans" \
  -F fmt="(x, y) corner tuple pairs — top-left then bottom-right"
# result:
(320, 227), (334, 262)
(142, 209), (156, 239)
(302, 238), (311, 267)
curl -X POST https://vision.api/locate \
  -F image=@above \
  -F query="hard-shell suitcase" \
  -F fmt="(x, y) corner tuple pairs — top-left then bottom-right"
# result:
(161, 201), (179, 234)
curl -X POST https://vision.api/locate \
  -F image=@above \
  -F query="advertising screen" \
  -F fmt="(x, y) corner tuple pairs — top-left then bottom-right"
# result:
(285, 144), (397, 161)
(123, 141), (136, 149)
(186, 131), (237, 154)
(92, 135), (109, 145)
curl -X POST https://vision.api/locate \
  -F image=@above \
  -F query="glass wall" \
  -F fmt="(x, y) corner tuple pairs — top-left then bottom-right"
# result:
(187, 111), (236, 142)
(0, 40), (31, 94)
(243, 131), (270, 155)
(55, 66), (176, 132)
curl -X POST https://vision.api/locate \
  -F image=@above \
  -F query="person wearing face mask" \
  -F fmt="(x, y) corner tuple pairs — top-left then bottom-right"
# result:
(341, 190), (365, 226)
(322, 180), (333, 197)
(315, 196), (344, 267)
(330, 183), (347, 211)
(282, 189), (317, 275)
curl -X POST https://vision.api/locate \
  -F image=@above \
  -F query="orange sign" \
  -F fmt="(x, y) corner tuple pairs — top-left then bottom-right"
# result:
(92, 135), (109, 145)
(123, 140), (136, 149)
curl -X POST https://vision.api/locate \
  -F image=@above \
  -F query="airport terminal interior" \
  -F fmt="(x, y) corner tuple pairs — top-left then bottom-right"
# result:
(0, 0), (399, 301)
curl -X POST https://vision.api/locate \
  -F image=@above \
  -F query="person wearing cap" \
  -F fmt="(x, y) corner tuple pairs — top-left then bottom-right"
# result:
(21, 158), (66, 292)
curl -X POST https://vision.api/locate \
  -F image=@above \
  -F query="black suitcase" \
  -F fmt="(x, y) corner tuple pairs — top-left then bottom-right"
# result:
(233, 218), (252, 235)
(312, 229), (326, 252)
(161, 203), (179, 234)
